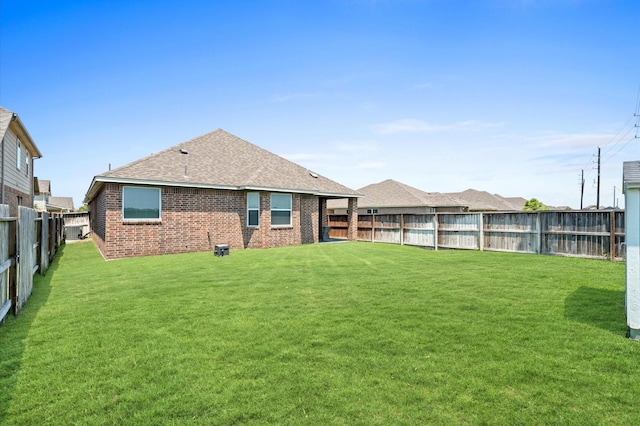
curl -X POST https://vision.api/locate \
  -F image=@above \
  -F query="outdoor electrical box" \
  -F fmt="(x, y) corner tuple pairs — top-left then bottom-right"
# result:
(215, 244), (229, 257)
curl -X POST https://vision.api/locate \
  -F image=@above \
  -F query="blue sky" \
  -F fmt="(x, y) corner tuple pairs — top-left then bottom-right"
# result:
(1, 0), (638, 209)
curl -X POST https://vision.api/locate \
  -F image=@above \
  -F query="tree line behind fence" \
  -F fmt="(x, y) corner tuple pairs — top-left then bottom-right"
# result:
(0, 206), (65, 324)
(328, 210), (625, 261)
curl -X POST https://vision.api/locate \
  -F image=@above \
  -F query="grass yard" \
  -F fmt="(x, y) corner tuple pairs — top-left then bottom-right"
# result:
(0, 240), (637, 424)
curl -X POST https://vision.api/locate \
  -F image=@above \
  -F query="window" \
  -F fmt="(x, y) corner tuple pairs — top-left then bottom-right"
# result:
(367, 208), (378, 214)
(16, 140), (21, 170)
(270, 193), (292, 226)
(123, 186), (161, 220)
(25, 154), (30, 176)
(247, 192), (260, 227)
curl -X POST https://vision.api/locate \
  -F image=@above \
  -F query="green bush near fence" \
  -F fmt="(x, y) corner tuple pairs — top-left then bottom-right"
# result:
(0, 241), (637, 424)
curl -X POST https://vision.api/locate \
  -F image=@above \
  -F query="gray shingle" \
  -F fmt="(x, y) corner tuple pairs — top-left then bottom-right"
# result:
(624, 161), (640, 186)
(87, 129), (359, 200)
(328, 179), (465, 209)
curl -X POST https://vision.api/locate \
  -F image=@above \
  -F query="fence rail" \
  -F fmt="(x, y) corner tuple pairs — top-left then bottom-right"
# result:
(0, 206), (64, 324)
(329, 210), (626, 260)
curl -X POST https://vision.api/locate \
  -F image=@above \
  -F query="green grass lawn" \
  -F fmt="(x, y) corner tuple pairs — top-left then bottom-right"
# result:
(0, 241), (637, 425)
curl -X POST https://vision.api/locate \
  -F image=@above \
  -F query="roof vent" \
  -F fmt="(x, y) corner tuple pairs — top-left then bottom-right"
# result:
(310, 172), (318, 178)
(180, 149), (188, 154)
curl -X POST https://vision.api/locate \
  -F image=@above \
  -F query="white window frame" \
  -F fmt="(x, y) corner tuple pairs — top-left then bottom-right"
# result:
(247, 192), (260, 227)
(367, 208), (378, 214)
(270, 193), (292, 226)
(122, 186), (161, 221)
(16, 139), (21, 170)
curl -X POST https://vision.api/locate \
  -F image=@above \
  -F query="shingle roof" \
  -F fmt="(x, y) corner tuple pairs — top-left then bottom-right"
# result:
(85, 129), (359, 202)
(47, 196), (74, 211)
(0, 107), (12, 143)
(327, 179), (465, 209)
(624, 161), (640, 190)
(0, 106), (43, 158)
(446, 189), (522, 211)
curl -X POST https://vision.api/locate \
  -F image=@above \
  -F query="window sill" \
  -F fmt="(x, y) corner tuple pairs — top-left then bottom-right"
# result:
(123, 219), (162, 225)
(271, 225), (293, 229)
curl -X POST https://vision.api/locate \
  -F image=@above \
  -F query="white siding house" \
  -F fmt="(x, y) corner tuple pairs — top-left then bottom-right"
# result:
(0, 107), (43, 215)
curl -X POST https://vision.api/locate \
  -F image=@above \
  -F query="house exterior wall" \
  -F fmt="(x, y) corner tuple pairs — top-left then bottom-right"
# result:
(1, 128), (34, 216)
(89, 185), (108, 257)
(90, 183), (321, 259)
(625, 186), (640, 337)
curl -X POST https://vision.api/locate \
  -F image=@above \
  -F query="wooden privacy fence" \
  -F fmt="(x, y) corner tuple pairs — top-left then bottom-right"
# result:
(328, 210), (625, 261)
(0, 206), (64, 323)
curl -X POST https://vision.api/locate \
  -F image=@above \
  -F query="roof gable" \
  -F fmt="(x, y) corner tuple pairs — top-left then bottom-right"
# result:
(446, 189), (522, 211)
(0, 106), (43, 158)
(86, 129), (358, 201)
(328, 179), (465, 209)
(48, 196), (74, 211)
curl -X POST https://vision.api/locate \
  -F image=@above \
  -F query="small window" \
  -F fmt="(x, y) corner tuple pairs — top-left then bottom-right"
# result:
(16, 140), (21, 170)
(25, 154), (30, 176)
(367, 208), (378, 214)
(247, 192), (260, 227)
(271, 193), (292, 226)
(123, 186), (161, 220)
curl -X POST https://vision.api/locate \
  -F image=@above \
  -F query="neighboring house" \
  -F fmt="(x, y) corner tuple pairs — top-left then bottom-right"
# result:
(446, 189), (527, 211)
(84, 129), (361, 260)
(327, 179), (467, 214)
(34, 179), (75, 212)
(47, 196), (74, 213)
(0, 107), (43, 216)
(33, 179), (51, 211)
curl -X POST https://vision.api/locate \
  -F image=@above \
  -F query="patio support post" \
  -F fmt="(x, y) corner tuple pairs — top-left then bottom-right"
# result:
(347, 197), (358, 241)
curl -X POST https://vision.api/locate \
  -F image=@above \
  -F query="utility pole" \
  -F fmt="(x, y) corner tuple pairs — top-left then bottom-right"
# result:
(580, 169), (585, 209)
(596, 147), (601, 209)
(613, 186), (617, 209)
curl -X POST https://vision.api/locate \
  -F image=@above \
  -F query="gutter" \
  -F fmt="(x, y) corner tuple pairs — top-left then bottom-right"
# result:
(85, 176), (362, 204)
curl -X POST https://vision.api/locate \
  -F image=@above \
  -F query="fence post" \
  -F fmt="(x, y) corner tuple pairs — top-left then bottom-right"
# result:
(479, 213), (484, 251)
(371, 213), (375, 243)
(610, 210), (616, 261)
(434, 213), (439, 251)
(9, 218), (17, 315)
(536, 212), (542, 254)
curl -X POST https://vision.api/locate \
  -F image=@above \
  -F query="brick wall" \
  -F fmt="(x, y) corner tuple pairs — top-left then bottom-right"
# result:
(300, 195), (319, 244)
(89, 185), (108, 258)
(90, 184), (322, 259)
(3, 185), (33, 217)
(347, 197), (358, 241)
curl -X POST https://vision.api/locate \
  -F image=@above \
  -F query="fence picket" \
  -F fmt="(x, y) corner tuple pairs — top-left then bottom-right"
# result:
(328, 210), (625, 260)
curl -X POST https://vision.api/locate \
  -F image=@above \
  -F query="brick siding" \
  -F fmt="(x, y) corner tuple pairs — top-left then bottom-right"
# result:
(3, 185), (33, 217)
(90, 184), (321, 259)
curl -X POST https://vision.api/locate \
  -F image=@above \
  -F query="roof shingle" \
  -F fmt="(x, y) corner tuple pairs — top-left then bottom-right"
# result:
(327, 179), (465, 209)
(86, 129), (359, 202)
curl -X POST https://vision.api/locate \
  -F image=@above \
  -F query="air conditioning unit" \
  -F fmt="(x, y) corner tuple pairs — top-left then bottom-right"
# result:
(214, 244), (229, 257)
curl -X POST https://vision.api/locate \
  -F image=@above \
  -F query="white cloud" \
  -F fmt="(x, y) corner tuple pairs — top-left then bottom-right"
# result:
(373, 118), (505, 135)
(532, 132), (617, 149)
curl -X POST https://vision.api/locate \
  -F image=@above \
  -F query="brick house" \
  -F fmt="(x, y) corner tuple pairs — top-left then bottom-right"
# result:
(0, 107), (43, 216)
(84, 129), (360, 259)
